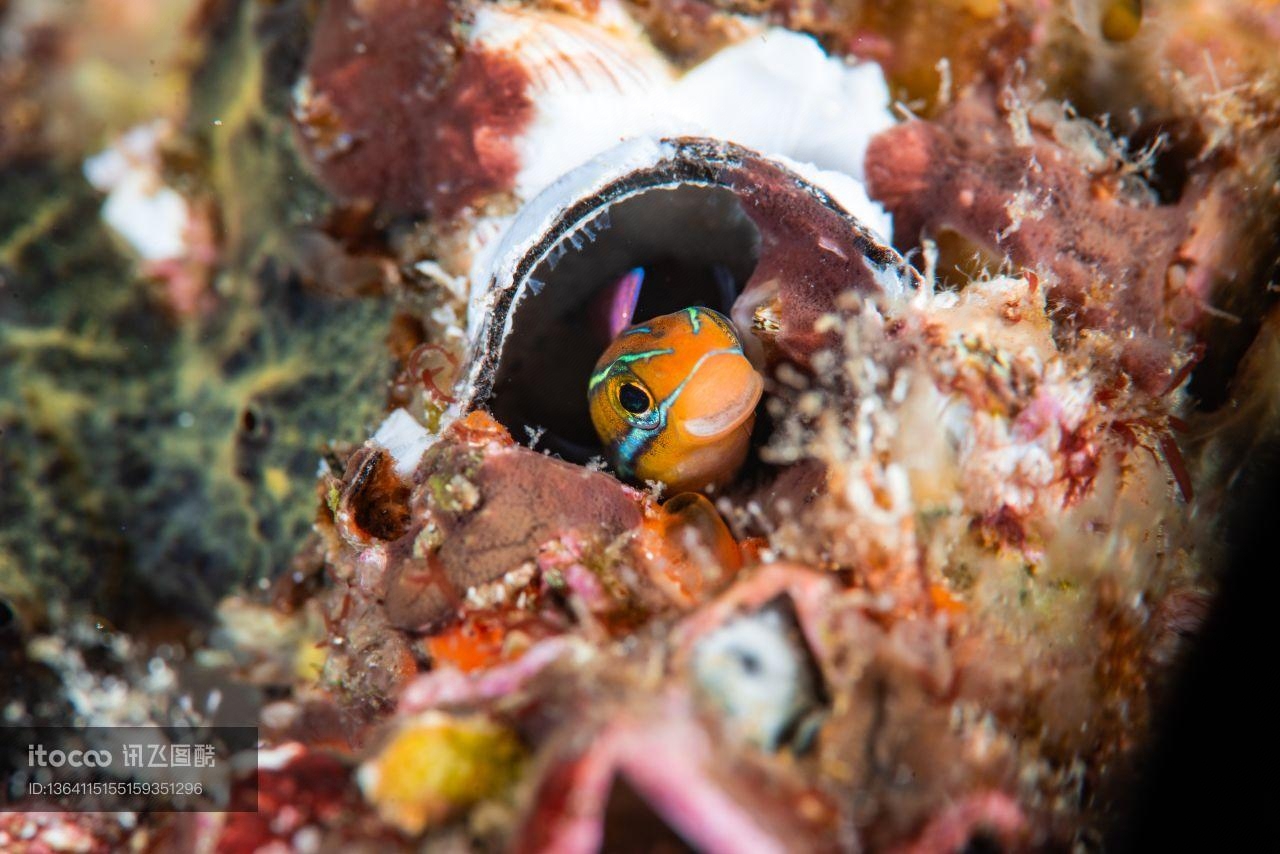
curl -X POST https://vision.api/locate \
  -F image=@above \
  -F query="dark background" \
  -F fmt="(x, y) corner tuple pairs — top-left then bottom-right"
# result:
(1114, 439), (1280, 849)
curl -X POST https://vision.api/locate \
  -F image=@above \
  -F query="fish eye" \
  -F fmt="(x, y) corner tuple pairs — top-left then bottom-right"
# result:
(618, 382), (652, 415)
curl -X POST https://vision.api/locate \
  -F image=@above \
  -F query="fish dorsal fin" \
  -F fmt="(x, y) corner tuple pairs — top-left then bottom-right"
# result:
(591, 267), (644, 343)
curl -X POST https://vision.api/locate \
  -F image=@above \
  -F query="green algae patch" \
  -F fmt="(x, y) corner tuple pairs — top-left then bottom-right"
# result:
(0, 0), (396, 628)
(0, 159), (393, 626)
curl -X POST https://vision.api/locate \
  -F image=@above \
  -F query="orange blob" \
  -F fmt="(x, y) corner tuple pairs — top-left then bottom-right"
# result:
(638, 492), (742, 606)
(928, 583), (967, 618)
(425, 616), (509, 673)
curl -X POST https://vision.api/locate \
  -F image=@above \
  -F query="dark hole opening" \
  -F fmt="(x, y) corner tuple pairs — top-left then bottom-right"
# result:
(601, 773), (698, 854)
(489, 183), (761, 461)
(1127, 118), (1206, 205)
(0, 598), (15, 633)
(960, 831), (1006, 854)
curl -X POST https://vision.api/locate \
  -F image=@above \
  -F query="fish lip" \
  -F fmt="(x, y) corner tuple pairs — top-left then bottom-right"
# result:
(680, 366), (764, 441)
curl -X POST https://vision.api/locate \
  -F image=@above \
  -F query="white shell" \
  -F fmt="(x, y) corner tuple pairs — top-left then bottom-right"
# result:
(673, 31), (896, 185)
(470, 2), (676, 201)
(445, 4), (897, 280)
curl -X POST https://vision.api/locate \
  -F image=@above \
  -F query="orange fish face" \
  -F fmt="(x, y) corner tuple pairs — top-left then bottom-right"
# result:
(588, 307), (763, 493)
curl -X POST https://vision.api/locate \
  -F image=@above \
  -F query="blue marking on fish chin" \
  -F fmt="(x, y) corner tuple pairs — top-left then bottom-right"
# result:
(614, 427), (648, 479)
(614, 405), (668, 479)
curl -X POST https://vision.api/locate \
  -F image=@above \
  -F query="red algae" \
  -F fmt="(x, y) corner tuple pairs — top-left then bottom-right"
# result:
(296, 0), (534, 217)
(866, 90), (1196, 393)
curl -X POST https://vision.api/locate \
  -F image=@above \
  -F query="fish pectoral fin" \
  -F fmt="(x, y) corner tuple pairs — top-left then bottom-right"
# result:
(680, 358), (764, 441)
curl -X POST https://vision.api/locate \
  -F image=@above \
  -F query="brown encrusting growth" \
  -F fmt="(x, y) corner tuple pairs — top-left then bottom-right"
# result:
(296, 0), (534, 218)
(366, 413), (649, 632)
(727, 147), (914, 365)
(866, 90), (1197, 395)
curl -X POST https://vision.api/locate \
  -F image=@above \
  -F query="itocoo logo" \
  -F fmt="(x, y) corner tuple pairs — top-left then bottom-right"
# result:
(27, 744), (113, 768)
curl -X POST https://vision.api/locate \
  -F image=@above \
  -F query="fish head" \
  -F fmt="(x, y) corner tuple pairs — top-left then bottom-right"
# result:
(588, 307), (762, 491)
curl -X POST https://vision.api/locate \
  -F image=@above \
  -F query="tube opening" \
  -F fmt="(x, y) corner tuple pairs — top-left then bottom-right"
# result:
(489, 183), (761, 461)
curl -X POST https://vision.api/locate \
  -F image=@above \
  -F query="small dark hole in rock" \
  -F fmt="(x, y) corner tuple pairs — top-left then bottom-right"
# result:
(960, 830), (1005, 854)
(601, 773), (698, 854)
(344, 449), (413, 542)
(1128, 119), (1206, 205)
(0, 598), (16, 633)
(240, 405), (270, 439)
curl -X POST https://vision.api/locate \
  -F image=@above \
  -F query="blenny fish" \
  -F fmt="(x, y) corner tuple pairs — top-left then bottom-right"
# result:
(588, 269), (763, 493)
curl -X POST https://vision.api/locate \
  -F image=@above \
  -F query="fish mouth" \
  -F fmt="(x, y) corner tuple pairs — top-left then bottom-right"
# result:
(678, 352), (764, 442)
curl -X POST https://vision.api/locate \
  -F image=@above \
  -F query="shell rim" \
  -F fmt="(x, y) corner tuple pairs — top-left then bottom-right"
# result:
(461, 135), (915, 417)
